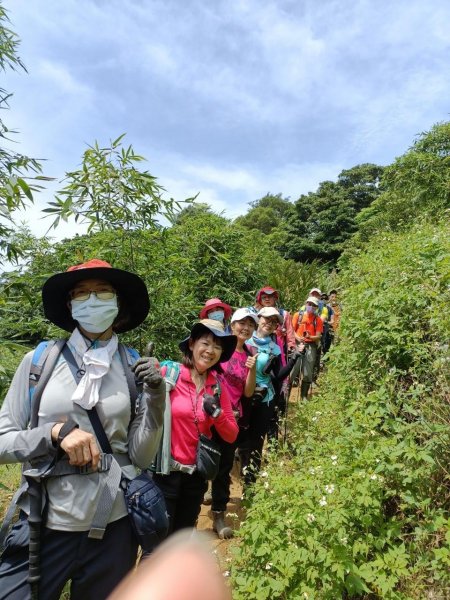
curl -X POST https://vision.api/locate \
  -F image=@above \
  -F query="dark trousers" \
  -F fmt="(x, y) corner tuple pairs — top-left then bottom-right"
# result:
(0, 515), (138, 600)
(240, 401), (275, 485)
(211, 429), (247, 512)
(153, 471), (207, 535)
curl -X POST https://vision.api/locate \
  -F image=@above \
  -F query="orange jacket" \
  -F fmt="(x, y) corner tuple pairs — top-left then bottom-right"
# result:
(292, 311), (323, 341)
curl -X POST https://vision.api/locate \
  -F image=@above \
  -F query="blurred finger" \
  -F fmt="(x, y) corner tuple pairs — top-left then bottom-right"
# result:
(109, 531), (230, 600)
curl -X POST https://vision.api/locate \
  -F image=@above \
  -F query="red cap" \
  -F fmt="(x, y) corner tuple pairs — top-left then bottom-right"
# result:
(256, 286), (279, 303)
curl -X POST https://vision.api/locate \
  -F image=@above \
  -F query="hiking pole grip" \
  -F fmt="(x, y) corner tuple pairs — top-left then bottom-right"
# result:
(27, 477), (42, 599)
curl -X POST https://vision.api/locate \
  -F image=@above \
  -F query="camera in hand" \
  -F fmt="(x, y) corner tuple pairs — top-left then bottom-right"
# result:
(262, 354), (277, 375)
(252, 386), (268, 402)
(203, 392), (221, 418)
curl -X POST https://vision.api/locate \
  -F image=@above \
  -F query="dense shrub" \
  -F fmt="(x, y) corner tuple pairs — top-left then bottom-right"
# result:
(0, 213), (330, 401)
(232, 221), (450, 599)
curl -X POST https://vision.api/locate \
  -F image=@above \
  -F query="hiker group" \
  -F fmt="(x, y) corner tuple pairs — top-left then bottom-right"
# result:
(0, 259), (341, 599)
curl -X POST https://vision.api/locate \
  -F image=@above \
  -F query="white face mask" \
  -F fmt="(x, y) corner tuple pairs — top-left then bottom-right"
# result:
(71, 294), (119, 334)
(208, 309), (225, 322)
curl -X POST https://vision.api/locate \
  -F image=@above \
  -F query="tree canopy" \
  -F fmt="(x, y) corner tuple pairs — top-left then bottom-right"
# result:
(281, 164), (384, 263)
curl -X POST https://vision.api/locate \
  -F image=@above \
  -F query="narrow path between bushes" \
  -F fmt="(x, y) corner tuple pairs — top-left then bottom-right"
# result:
(197, 382), (307, 580)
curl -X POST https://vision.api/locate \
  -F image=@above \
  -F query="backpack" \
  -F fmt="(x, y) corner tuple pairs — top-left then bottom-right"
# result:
(28, 339), (141, 428)
(294, 310), (318, 334)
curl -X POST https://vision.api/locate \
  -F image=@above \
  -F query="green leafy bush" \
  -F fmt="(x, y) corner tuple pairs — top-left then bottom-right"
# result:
(232, 221), (449, 599)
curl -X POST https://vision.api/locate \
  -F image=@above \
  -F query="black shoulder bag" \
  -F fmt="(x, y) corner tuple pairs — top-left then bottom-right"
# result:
(188, 382), (221, 480)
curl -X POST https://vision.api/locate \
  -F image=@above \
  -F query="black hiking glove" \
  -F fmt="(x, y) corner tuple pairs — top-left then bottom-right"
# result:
(203, 393), (222, 418)
(132, 357), (163, 391)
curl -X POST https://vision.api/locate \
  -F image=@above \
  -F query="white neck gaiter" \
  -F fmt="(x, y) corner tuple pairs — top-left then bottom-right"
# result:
(68, 328), (119, 410)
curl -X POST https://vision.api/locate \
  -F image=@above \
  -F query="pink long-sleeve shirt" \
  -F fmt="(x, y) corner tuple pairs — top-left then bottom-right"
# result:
(161, 365), (238, 466)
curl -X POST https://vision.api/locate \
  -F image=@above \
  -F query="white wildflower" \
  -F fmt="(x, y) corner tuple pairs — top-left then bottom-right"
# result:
(315, 411), (322, 416)
(370, 474), (378, 480)
(226, 512), (238, 518)
(309, 467), (316, 475)
(306, 513), (316, 523)
(340, 537), (348, 545)
(264, 481), (269, 489)
(319, 496), (327, 506)
(279, 461), (284, 467)
(324, 484), (335, 494)
(312, 416), (317, 422)
(223, 570), (230, 577)
(260, 471), (268, 478)
(331, 455), (338, 461)
(265, 562), (273, 570)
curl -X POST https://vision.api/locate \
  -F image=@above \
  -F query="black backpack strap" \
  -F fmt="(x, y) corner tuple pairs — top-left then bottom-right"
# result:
(61, 345), (113, 454)
(60, 345), (121, 540)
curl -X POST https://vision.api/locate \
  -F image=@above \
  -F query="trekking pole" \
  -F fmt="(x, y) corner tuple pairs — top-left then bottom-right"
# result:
(283, 381), (290, 446)
(26, 474), (42, 600)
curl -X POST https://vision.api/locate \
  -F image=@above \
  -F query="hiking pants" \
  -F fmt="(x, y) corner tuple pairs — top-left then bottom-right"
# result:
(242, 400), (275, 486)
(303, 343), (318, 384)
(0, 515), (138, 600)
(211, 428), (248, 512)
(153, 471), (208, 535)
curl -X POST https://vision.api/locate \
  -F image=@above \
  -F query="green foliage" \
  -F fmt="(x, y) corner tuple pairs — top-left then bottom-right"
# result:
(232, 221), (449, 599)
(170, 201), (210, 225)
(44, 134), (190, 233)
(0, 210), (325, 383)
(282, 164), (384, 264)
(353, 122), (450, 244)
(0, 4), (49, 264)
(235, 193), (294, 235)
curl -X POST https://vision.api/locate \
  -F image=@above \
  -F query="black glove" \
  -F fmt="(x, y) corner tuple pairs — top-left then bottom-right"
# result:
(203, 393), (222, 418)
(132, 357), (163, 391)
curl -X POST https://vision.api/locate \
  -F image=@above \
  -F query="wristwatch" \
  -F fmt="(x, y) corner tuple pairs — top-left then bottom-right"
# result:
(57, 419), (79, 446)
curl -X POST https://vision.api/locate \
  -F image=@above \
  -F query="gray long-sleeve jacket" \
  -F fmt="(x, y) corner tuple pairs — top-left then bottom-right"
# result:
(0, 341), (165, 531)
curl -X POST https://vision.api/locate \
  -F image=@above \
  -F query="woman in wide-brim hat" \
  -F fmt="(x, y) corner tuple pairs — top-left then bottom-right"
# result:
(198, 298), (232, 324)
(0, 259), (165, 598)
(152, 319), (238, 538)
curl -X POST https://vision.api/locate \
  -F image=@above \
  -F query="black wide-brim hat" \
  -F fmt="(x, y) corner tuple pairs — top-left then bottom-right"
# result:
(179, 319), (237, 363)
(42, 259), (149, 333)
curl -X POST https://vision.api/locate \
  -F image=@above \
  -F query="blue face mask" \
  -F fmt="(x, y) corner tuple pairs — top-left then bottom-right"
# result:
(71, 294), (119, 333)
(306, 305), (316, 314)
(208, 309), (225, 322)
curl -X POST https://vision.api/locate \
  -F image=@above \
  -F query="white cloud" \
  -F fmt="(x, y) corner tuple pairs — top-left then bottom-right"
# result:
(2, 0), (449, 243)
(37, 60), (92, 98)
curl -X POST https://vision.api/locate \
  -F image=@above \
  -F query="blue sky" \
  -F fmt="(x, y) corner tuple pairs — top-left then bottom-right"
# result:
(3, 0), (450, 238)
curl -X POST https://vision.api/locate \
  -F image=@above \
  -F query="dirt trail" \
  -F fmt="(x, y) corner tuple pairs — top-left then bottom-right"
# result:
(196, 459), (244, 573)
(196, 383), (304, 574)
